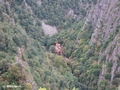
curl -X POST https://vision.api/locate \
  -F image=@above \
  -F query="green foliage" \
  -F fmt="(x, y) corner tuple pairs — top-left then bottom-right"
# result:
(15, 0), (23, 5)
(92, 0), (98, 5)
(93, 68), (100, 76)
(39, 87), (47, 90)
(49, 45), (55, 53)
(26, 0), (91, 27)
(25, 83), (32, 90)
(112, 78), (120, 86)
(72, 87), (78, 90)
(99, 80), (109, 90)
(0, 52), (6, 59)
(0, 61), (25, 86)
(101, 40), (110, 50)
(115, 72), (120, 78)
(117, 60), (120, 66)
(116, 2), (120, 7)
(105, 73), (111, 80)
(100, 55), (106, 63)
(54, 56), (68, 69)
(0, 0), (118, 89)
(107, 61), (113, 72)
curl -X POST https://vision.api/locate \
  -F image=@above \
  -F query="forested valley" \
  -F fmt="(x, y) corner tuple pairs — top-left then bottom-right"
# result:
(0, 0), (120, 90)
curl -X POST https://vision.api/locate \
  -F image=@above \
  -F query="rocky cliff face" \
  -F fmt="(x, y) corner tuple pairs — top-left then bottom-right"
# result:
(0, 0), (120, 89)
(84, 0), (120, 88)
(90, 0), (120, 42)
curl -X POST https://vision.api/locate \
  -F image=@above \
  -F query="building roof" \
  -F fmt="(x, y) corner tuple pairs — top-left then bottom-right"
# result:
(56, 43), (61, 47)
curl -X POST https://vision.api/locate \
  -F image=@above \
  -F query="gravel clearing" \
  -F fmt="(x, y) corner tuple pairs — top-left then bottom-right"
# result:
(42, 21), (58, 36)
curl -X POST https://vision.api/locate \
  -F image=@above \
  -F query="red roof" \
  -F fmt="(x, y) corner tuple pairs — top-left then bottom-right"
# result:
(56, 43), (61, 47)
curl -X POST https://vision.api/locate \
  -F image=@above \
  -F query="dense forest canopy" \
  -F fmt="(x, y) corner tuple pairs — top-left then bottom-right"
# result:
(0, 0), (120, 90)
(26, 0), (97, 27)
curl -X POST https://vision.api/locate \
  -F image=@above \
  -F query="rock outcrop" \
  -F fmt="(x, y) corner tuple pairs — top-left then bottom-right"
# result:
(83, 0), (120, 87)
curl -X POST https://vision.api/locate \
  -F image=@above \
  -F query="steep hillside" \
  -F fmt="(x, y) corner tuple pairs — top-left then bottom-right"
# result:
(0, 0), (120, 90)
(0, 0), (42, 89)
(48, 0), (120, 90)
(0, 0), (90, 90)
(87, 0), (120, 89)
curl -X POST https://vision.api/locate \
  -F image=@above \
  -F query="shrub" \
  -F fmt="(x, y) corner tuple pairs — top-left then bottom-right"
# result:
(93, 69), (100, 76)
(92, 0), (98, 5)
(107, 61), (113, 72)
(107, 61), (113, 67)
(53, 56), (67, 68)
(25, 83), (32, 90)
(99, 80), (109, 90)
(100, 55), (106, 63)
(0, 52), (6, 59)
(49, 45), (55, 53)
(74, 69), (80, 76)
(112, 78), (120, 86)
(105, 73), (111, 80)
(15, 0), (23, 5)
(115, 72), (120, 78)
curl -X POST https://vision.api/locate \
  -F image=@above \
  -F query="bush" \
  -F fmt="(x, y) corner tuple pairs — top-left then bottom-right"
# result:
(105, 73), (111, 80)
(107, 61), (113, 72)
(93, 69), (100, 76)
(99, 80), (109, 90)
(54, 56), (68, 68)
(15, 0), (23, 5)
(25, 83), (32, 90)
(115, 72), (120, 78)
(92, 0), (98, 5)
(74, 69), (80, 76)
(49, 45), (55, 53)
(0, 42), (5, 51)
(0, 52), (6, 59)
(112, 78), (120, 86)
(107, 61), (113, 67)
